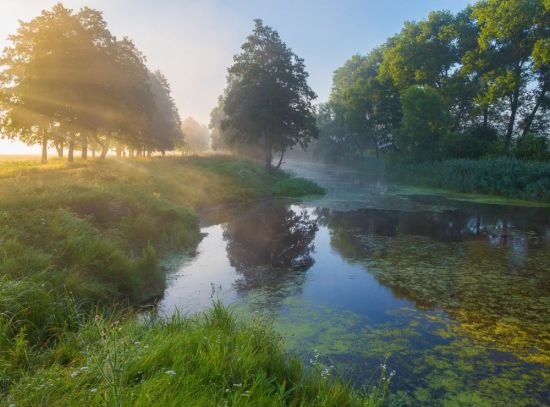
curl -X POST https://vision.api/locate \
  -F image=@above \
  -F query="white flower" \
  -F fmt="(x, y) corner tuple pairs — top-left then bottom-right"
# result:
(90, 388), (97, 394)
(165, 370), (176, 376)
(70, 371), (79, 379)
(80, 366), (89, 372)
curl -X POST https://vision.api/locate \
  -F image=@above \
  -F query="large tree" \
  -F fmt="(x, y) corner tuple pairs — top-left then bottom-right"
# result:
(222, 19), (318, 170)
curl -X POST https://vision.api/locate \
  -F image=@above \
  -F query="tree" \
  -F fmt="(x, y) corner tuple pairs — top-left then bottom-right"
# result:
(181, 117), (209, 153)
(147, 70), (184, 154)
(472, 0), (547, 145)
(222, 19), (318, 170)
(396, 86), (450, 161)
(0, 3), (83, 163)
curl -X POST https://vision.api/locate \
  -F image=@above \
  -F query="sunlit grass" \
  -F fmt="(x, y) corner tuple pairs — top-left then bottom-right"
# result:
(0, 156), (370, 405)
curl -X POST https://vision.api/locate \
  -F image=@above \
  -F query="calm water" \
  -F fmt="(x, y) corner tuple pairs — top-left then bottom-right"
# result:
(159, 161), (550, 406)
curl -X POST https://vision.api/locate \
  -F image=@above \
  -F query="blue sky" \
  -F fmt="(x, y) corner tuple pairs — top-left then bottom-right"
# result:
(0, 0), (472, 153)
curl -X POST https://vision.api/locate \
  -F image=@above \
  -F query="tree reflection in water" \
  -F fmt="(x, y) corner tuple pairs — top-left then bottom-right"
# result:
(223, 202), (318, 300)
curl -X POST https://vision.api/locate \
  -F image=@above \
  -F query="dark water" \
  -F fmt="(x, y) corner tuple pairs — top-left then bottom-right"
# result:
(159, 161), (550, 406)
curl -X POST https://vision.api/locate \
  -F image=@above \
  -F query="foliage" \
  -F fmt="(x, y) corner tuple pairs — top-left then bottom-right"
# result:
(0, 4), (183, 163)
(221, 19), (318, 170)
(515, 132), (550, 161)
(394, 86), (450, 162)
(387, 158), (550, 201)
(313, 0), (550, 163)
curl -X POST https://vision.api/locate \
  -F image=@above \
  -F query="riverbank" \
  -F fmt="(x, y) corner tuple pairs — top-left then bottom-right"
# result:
(388, 158), (550, 203)
(0, 156), (385, 406)
(350, 157), (550, 204)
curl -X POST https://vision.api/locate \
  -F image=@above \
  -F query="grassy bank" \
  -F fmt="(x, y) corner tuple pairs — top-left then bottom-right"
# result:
(385, 158), (550, 203)
(0, 156), (322, 304)
(2, 304), (386, 407)
(0, 156), (383, 406)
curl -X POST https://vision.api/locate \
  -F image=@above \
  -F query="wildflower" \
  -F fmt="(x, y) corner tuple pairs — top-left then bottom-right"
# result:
(232, 383), (242, 387)
(380, 363), (387, 370)
(94, 315), (100, 321)
(390, 370), (396, 377)
(70, 371), (79, 379)
(90, 388), (97, 394)
(165, 370), (176, 376)
(80, 366), (89, 372)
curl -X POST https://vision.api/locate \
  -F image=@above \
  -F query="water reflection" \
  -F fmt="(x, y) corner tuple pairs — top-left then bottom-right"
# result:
(320, 206), (550, 366)
(159, 160), (550, 405)
(223, 202), (318, 304)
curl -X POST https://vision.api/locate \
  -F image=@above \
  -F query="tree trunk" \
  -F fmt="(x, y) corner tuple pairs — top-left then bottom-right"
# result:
(55, 142), (63, 159)
(116, 144), (122, 158)
(505, 67), (522, 146)
(506, 90), (519, 146)
(522, 85), (547, 136)
(147, 150), (151, 158)
(375, 140), (380, 159)
(41, 132), (48, 164)
(129, 148), (134, 158)
(92, 149), (96, 158)
(274, 149), (285, 170)
(100, 139), (110, 160)
(81, 135), (88, 159)
(482, 107), (488, 129)
(68, 136), (75, 162)
(161, 150), (165, 157)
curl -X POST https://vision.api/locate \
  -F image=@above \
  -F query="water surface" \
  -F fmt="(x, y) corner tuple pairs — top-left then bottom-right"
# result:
(160, 161), (550, 406)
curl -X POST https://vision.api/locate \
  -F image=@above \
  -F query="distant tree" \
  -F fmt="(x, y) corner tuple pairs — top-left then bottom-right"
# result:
(222, 19), (318, 170)
(181, 117), (209, 153)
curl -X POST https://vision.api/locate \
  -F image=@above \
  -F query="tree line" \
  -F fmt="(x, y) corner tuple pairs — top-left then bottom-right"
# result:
(0, 3), (184, 163)
(312, 0), (549, 162)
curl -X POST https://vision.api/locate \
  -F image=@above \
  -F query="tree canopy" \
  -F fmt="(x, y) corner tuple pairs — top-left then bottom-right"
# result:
(219, 19), (318, 170)
(315, 0), (550, 163)
(0, 3), (183, 163)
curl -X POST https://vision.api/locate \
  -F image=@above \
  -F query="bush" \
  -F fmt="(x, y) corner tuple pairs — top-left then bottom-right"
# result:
(515, 133), (550, 161)
(272, 177), (326, 197)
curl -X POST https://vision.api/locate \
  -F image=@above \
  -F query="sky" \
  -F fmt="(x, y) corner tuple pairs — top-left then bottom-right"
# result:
(0, 0), (472, 154)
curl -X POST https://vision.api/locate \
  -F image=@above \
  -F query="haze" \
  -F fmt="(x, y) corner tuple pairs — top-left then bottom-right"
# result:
(0, 0), (470, 153)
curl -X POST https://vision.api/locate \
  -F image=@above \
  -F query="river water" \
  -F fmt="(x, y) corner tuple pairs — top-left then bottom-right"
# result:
(159, 161), (550, 406)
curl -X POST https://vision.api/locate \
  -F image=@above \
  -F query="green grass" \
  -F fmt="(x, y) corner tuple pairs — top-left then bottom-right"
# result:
(0, 156), (380, 406)
(1, 304), (386, 407)
(272, 177), (326, 197)
(387, 158), (550, 203)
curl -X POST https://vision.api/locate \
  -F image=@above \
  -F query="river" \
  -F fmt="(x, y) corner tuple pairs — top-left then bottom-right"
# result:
(159, 160), (550, 406)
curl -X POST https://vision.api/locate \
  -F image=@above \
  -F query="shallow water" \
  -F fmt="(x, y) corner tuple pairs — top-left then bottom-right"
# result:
(159, 160), (550, 406)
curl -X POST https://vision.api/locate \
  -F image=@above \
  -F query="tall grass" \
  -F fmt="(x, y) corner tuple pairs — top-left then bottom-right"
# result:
(2, 304), (386, 407)
(387, 158), (550, 202)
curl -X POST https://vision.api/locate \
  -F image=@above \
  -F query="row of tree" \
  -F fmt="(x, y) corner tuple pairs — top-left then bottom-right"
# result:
(0, 3), (185, 163)
(313, 0), (549, 162)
